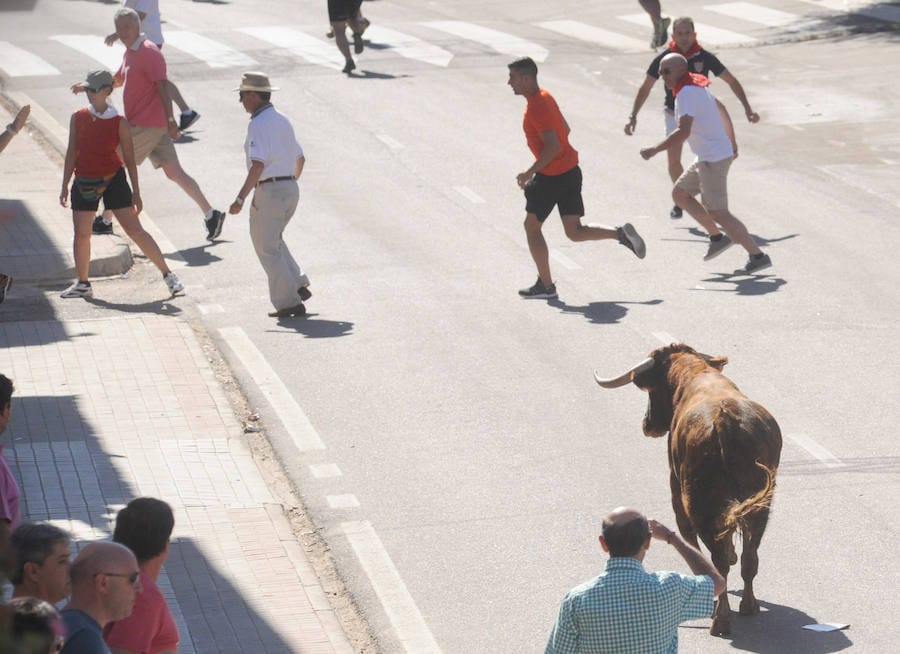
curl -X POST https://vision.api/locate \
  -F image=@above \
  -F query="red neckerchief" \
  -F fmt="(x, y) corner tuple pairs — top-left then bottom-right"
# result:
(668, 40), (702, 57)
(672, 73), (710, 97)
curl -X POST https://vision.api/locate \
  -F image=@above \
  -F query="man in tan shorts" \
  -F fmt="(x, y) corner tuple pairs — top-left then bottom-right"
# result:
(639, 53), (771, 274)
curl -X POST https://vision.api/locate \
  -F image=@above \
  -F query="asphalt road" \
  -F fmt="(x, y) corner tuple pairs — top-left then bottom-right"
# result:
(2, 1), (898, 652)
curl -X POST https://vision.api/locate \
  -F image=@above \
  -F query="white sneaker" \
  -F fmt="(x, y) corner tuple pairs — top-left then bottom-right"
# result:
(61, 281), (93, 298)
(164, 272), (184, 295)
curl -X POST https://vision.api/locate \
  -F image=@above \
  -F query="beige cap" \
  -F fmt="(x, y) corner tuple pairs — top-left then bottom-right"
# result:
(233, 72), (279, 92)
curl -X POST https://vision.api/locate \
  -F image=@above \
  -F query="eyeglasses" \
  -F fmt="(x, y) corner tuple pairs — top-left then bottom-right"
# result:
(95, 571), (140, 586)
(659, 68), (673, 75)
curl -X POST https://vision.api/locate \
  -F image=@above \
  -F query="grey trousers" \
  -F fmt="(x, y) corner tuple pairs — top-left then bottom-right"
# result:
(249, 181), (309, 310)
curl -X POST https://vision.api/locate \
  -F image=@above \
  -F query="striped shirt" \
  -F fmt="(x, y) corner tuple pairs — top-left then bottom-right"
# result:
(545, 558), (715, 654)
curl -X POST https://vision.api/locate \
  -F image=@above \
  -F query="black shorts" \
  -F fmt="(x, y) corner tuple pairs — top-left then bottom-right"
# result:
(524, 165), (584, 222)
(70, 167), (132, 212)
(328, 0), (363, 22)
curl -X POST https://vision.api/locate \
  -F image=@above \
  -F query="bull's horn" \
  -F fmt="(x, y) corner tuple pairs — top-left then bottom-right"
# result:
(593, 357), (655, 389)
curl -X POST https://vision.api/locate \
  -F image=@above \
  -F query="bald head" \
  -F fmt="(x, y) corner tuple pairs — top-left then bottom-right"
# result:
(70, 541), (136, 585)
(658, 53), (688, 89)
(601, 507), (650, 557)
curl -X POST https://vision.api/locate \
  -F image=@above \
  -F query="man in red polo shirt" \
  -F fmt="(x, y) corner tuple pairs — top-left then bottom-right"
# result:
(76, 7), (224, 241)
(508, 57), (646, 299)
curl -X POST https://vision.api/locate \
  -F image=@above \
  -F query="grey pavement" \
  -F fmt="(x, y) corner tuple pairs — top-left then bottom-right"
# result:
(0, 101), (354, 652)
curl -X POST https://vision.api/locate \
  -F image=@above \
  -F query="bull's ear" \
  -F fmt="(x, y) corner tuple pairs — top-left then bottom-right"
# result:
(709, 356), (728, 371)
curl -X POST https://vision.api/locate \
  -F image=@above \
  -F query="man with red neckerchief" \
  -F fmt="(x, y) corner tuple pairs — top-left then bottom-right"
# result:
(639, 53), (772, 275)
(624, 16), (759, 220)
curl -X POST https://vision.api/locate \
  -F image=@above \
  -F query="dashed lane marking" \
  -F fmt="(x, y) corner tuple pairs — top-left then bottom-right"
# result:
(0, 41), (60, 77)
(363, 25), (453, 66)
(787, 433), (845, 468)
(453, 186), (485, 204)
(535, 20), (648, 51)
(310, 463), (343, 478)
(704, 2), (801, 28)
(218, 326), (327, 451)
(327, 494), (360, 508)
(550, 250), (581, 271)
(164, 30), (257, 68)
(652, 331), (679, 345)
(50, 35), (125, 72)
(341, 520), (443, 653)
(239, 26), (343, 70)
(377, 134), (405, 150)
(617, 14), (758, 45)
(422, 21), (549, 62)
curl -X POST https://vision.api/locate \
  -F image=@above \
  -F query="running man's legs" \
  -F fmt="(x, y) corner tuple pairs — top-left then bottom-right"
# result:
(709, 209), (762, 255)
(159, 159), (213, 216)
(524, 213), (552, 287)
(112, 207), (173, 274)
(639, 0), (662, 28)
(561, 217), (620, 242)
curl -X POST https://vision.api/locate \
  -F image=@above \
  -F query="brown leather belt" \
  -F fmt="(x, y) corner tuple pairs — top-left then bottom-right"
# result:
(258, 176), (294, 185)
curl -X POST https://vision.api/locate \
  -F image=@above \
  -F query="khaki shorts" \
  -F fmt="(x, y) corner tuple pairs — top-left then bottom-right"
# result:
(128, 125), (178, 169)
(675, 157), (732, 212)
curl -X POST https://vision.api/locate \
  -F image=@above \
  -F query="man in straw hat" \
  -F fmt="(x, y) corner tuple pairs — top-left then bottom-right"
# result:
(229, 72), (309, 318)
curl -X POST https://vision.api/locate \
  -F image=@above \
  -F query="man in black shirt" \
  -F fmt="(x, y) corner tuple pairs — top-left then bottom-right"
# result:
(624, 17), (759, 219)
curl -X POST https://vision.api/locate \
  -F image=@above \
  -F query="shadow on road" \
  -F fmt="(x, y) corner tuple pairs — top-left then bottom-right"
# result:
(85, 295), (185, 315)
(692, 272), (787, 296)
(268, 313), (354, 337)
(176, 243), (224, 268)
(547, 298), (663, 324)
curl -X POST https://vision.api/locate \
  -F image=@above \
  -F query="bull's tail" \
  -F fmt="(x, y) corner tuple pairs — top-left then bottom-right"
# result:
(716, 461), (777, 541)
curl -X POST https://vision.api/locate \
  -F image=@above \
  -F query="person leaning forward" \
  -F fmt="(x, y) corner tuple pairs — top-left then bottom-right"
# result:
(545, 507), (725, 654)
(228, 72), (309, 318)
(508, 57), (646, 300)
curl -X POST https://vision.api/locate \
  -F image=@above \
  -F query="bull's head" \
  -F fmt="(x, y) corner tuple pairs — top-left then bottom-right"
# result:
(594, 344), (728, 438)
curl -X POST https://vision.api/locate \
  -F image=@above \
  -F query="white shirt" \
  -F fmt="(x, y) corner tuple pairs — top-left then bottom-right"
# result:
(675, 85), (733, 163)
(245, 104), (304, 179)
(124, 0), (163, 46)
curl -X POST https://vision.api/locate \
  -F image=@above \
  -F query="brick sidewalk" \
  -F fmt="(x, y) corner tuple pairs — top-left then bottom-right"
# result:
(1, 316), (353, 654)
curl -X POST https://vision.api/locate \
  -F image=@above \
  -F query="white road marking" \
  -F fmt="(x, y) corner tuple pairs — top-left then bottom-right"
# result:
(618, 14), (758, 45)
(341, 520), (443, 653)
(652, 331), (679, 345)
(550, 250), (581, 270)
(363, 25), (453, 66)
(453, 186), (485, 204)
(327, 494), (360, 508)
(310, 463), (343, 478)
(704, 2), (801, 27)
(422, 21), (548, 62)
(377, 134), (405, 150)
(535, 20), (648, 51)
(0, 41), (61, 76)
(197, 304), (225, 314)
(797, 0), (900, 22)
(239, 26), (343, 70)
(218, 327), (327, 451)
(50, 35), (125, 71)
(164, 30), (257, 68)
(787, 433), (845, 468)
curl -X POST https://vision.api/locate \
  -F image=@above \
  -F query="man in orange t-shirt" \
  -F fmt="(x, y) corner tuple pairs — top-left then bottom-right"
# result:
(508, 57), (646, 299)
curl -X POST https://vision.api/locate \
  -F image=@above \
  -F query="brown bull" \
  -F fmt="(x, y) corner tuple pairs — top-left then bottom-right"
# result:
(594, 343), (782, 636)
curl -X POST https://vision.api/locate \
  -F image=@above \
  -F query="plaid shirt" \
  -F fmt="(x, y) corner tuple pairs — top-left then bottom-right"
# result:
(545, 558), (715, 654)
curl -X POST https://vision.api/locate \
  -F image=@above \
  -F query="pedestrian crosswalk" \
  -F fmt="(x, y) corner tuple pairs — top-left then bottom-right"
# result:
(1, 1), (897, 78)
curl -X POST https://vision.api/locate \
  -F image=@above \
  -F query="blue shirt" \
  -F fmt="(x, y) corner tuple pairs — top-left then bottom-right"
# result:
(545, 558), (715, 654)
(61, 609), (111, 654)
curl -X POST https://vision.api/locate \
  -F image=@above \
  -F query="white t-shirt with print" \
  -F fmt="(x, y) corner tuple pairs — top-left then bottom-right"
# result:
(675, 85), (734, 163)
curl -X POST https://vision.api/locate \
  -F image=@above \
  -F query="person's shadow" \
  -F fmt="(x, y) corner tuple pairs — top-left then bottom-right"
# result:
(693, 272), (787, 296)
(547, 298), (663, 324)
(84, 296), (184, 315)
(267, 313), (354, 338)
(175, 243), (224, 268)
(705, 593), (853, 653)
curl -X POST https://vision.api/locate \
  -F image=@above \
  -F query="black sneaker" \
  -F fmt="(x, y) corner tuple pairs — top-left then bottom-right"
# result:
(703, 234), (733, 261)
(618, 223), (646, 259)
(298, 286), (312, 301)
(92, 215), (113, 234)
(669, 205), (683, 219)
(0, 274), (11, 304)
(179, 110), (200, 131)
(342, 59), (356, 74)
(205, 210), (225, 241)
(735, 253), (772, 274)
(353, 32), (364, 54)
(518, 279), (557, 299)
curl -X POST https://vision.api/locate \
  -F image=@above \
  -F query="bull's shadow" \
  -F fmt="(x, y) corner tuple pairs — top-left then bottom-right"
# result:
(547, 298), (663, 324)
(709, 594), (853, 653)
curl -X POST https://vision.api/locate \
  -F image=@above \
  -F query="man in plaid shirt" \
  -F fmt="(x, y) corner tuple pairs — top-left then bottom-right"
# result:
(545, 507), (726, 653)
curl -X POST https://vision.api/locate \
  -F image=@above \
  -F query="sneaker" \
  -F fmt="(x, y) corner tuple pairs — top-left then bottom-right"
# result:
(735, 253), (772, 274)
(205, 210), (225, 241)
(164, 271), (185, 295)
(0, 274), (11, 304)
(179, 110), (200, 131)
(652, 16), (671, 48)
(669, 205), (683, 219)
(342, 59), (356, 74)
(92, 215), (113, 235)
(61, 281), (92, 299)
(353, 31), (364, 54)
(703, 234), (734, 261)
(326, 28), (334, 38)
(518, 279), (557, 299)
(618, 223), (646, 259)
(298, 286), (312, 301)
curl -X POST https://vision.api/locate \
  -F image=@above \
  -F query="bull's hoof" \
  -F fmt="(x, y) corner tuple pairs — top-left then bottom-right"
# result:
(739, 599), (760, 615)
(710, 619), (732, 637)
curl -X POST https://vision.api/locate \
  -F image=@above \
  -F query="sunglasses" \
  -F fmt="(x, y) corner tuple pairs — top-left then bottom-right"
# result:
(659, 68), (673, 75)
(95, 570), (140, 586)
